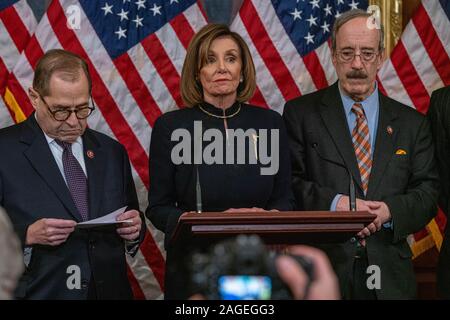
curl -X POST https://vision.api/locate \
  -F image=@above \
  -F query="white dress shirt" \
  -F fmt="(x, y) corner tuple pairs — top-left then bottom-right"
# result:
(43, 133), (87, 184)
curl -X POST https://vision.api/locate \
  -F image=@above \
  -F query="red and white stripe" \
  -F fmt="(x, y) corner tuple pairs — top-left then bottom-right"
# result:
(378, 0), (450, 113)
(231, 0), (340, 114)
(0, 0), (37, 125)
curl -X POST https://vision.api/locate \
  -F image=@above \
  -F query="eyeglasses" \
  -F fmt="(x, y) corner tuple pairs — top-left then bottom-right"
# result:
(39, 94), (95, 121)
(335, 50), (379, 63)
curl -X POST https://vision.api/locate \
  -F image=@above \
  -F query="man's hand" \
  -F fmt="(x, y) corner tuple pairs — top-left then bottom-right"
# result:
(116, 210), (142, 241)
(276, 245), (340, 300)
(26, 218), (77, 246)
(336, 196), (370, 212)
(357, 201), (391, 238)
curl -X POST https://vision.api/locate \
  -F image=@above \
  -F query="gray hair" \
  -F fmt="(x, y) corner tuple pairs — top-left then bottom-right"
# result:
(331, 9), (385, 52)
(0, 207), (24, 300)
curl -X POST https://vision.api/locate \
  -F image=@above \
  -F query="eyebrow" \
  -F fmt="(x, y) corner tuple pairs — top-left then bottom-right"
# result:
(207, 49), (239, 55)
(340, 46), (376, 51)
(53, 102), (89, 109)
(360, 47), (376, 51)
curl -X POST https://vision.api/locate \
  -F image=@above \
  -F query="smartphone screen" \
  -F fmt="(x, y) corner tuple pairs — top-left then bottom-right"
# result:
(218, 275), (272, 300)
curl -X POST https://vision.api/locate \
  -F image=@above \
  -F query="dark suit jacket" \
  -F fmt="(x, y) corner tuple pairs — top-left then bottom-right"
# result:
(427, 85), (450, 299)
(0, 115), (143, 299)
(283, 82), (439, 299)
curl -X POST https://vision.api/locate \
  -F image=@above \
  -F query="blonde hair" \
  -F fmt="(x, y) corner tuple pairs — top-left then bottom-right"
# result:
(181, 24), (256, 107)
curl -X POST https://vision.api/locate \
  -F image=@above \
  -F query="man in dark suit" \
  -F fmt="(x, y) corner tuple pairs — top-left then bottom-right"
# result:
(427, 85), (450, 299)
(0, 49), (144, 299)
(283, 9), (438, 299)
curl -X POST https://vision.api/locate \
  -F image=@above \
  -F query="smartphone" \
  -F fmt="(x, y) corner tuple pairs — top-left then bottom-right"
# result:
(218, 275), (272, 300)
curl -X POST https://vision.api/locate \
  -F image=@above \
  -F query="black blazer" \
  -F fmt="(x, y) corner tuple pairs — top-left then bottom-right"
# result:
(0, 115), (143, 299)
(427, 85), (450, 298)
(283, 82), (439, 299)
(146, 102), (294, 299)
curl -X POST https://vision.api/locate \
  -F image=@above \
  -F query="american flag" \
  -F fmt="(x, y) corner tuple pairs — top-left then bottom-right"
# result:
(0, 0), (36, 128)
(230, 0), (450, 258)
(230, 0), (365, 111)
(1, 0), (449, 299)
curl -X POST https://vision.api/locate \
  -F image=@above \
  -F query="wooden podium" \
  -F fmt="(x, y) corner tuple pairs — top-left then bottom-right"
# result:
(170, 211), (375, 246)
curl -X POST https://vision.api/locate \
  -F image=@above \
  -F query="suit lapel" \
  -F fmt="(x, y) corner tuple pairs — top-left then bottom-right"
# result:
(366, 94), (398, 198)
(83, 130), (105, 220)
(21, 116), (82, 221)
(319, 83), (364, 192)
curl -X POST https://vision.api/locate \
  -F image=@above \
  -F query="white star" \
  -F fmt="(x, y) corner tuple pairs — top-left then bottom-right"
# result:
(170, 0), (179, 4)
(337, 0), (345, 4)
(306, 14), (318, 27)
(135, 0), (146, 10)
(115, 26), (127, 39)
(349, 0), (359, 10)
(101, 2), (113, 16)
(304, 32), (315, 44)
(290, 8), (302, 21)
(117, 8), (129, 21)
(133, 15), (144, 28)
(150, 3), (162, 16)
(310, 0), (320, 9)
(335, 10), (342, 18)
(323, 3), (333, 16)
(123, 0), (131, 3)
(321, 21), (330, 33)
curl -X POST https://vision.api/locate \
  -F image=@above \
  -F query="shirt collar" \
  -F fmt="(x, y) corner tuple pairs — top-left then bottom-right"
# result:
(42, 129), (83, 148)
(338, 81), (379, 119)
(35, 112), (83, 147)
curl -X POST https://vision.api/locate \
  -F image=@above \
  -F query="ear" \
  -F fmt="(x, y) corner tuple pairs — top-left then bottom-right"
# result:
(331, 50), (338, 69)
(376, 48), (386, 71)
(28, 88), (39, 110)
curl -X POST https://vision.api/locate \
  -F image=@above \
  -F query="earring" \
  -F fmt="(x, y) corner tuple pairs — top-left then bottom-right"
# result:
(240, 77), (243, 83)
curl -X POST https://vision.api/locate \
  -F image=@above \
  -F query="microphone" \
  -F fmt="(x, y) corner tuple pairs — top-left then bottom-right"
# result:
(311, 142), (357, 211)
(195, 165), (202, 213)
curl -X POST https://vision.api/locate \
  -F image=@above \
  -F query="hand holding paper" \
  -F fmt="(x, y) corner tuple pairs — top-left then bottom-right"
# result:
(116, 209), (142, 241)
(77, 206), (131, 228)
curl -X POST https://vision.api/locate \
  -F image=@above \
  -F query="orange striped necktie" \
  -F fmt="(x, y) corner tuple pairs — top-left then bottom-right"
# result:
(351, 103), (372, 195)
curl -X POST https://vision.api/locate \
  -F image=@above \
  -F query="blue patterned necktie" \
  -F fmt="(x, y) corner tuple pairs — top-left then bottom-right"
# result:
(56, 140), (89, 221)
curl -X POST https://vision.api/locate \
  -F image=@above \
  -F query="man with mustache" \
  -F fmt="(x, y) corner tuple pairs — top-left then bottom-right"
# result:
(0, 49), (144, 299)
(283, 9), (438, 299)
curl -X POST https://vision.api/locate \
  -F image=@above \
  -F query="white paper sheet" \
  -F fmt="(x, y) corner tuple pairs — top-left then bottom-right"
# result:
(77, 206), (132, 228)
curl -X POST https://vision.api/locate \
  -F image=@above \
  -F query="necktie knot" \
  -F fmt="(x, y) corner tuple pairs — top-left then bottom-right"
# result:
(351, 103), (365, 119)
(55, 140), (72, 152)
